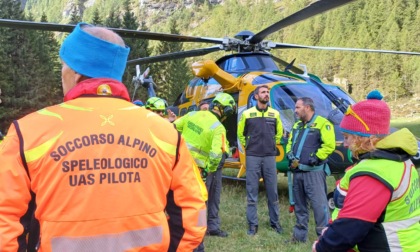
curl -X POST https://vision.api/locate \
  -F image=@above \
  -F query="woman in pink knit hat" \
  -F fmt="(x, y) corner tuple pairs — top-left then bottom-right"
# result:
(312, 90), (420, 252)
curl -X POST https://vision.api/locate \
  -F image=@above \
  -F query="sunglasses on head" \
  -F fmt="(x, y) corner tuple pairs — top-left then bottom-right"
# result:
(345, 105), (370, 131)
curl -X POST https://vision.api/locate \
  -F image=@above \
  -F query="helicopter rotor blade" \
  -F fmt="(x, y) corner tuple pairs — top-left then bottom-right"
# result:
(127, 45), (222, 66)
(271, 55), (304, 74)
(0, 18), (224, 43)
(273, 42), (420, 56)
(249, 0), (355, 44)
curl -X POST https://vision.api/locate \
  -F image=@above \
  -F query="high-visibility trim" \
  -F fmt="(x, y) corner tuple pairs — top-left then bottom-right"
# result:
(382, 216), (420, 252)
(37, 108), (64, 120)
(25, 131), (63, 163)
(51, 226), (163, 252)
(197, 209), (207, 227)
(150, 130), (176, 156)
(186, 143), (209, 157)
(209, 121), (221, 130)
(59, 103), (94, 111)
(192, 162), (208, 201)
(336, 185), (348, 196)
(193, 158), (205, 168)
(391, 161), (412, 201)
(209, 151), (221, 159)
(119, 105), (141, 110)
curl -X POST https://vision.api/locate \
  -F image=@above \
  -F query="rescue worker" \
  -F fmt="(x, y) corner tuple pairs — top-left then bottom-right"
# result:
(237, 85), (284, 236)
(198, 100), (210, 111)
(145, 96), (177, 122)
(286, 97), (335, 243)
(174, 92), (236, 252)
(0, 23), (207, 252)
(313, 90), (420, 252)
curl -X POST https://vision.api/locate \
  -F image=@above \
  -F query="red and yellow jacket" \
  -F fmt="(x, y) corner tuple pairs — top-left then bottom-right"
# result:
(0, 78), (207, 252)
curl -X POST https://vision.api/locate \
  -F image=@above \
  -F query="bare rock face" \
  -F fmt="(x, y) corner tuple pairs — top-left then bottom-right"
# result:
(135, 0), (226, 27)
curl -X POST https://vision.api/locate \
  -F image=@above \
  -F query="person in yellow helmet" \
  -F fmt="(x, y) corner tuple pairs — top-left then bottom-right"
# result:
(145, 97), (177, 122)
(174, 92), (236, 252)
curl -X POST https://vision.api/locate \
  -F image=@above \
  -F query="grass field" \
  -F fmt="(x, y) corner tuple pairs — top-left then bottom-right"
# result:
(391, 117), (420, 137)
(204, 119), (420, 251)
(204, 175), (336, 252)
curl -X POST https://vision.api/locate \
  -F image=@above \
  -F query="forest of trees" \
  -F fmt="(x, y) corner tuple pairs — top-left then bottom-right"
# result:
(1, 0), (420, 132)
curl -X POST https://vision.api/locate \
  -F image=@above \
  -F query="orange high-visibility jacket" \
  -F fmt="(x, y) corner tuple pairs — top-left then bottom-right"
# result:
(0, 78), (207, 252)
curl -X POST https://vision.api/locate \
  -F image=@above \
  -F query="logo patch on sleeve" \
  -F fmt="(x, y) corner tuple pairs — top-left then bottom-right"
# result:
(326, 125), (331, 131)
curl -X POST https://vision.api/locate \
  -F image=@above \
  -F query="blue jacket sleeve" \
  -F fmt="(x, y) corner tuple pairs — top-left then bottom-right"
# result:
(316, 218), (374, 252)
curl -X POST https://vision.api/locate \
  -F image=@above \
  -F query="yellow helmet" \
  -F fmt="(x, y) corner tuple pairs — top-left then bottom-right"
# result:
(145, 97), (168, 111)
(211, 93), (236, 117)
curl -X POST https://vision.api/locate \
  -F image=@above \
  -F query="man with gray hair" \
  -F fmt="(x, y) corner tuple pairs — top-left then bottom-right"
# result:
(286, 97), (336, 243)
(0, 23), (207, 252)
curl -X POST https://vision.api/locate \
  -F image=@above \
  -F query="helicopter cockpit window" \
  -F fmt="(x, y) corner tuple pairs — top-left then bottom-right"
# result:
(186, 78), (201, 99)
(180, 108), (188, 116)
(226, 57), (246, 71)
(202, 78), (223, 98)
(270, 83), (351, 133)
(220, 54), (279, 73)
(248, 93), (257, 108)
(188, 105), (197, 112)
(323, 85), (356, 126)
(252, 73), (295, 85)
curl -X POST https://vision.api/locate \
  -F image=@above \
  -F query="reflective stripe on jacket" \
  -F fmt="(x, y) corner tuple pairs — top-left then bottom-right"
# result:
(0, 78), (207, 252)
(237, 106), (283, 156)
(174, 110), (226, 172)
(338, 159), (420, 251)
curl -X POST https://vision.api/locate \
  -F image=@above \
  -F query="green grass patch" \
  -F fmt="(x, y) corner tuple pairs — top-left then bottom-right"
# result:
(206, 118), (419, 251)
(391, 117), (420, 137)
(204, 175), (337, 252)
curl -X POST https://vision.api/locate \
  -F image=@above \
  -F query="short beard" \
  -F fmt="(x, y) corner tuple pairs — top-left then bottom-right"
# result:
(259, 98), (269, 104)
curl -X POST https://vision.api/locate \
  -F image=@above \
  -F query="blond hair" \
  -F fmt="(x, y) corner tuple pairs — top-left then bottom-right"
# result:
(345, 133), (383, 159)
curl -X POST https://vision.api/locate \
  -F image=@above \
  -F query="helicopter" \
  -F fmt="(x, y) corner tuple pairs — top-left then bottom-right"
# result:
(1, 0), (420, 208)
(122, 0), (420, 180)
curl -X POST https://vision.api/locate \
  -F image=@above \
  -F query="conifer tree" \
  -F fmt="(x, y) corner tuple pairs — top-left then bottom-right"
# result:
(0, 1), (62, 132)
(91, 8), (102, 25)
(152, 19), (191, 103)
(69, 4), (82, 24)
(105, 11), (121, 28)
(121, 0), (150, 100)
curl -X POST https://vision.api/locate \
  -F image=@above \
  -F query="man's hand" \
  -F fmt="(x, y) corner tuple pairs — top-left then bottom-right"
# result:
(167, 109), (177, 123)
(308, 153), (320, 166)
(286, 151), (295, 161)
(287, 151), (299, 169)
(312, 240), (318, 252)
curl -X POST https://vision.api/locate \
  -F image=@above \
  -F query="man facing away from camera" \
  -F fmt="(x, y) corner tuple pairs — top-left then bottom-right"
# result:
(0, 23), (207, 252)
